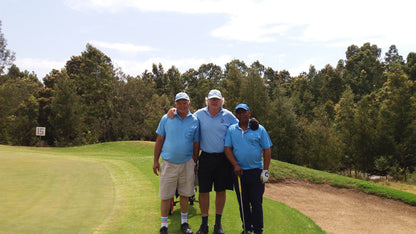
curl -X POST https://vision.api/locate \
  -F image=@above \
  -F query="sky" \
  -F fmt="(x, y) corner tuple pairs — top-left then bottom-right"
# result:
(1, 0), (415, 81)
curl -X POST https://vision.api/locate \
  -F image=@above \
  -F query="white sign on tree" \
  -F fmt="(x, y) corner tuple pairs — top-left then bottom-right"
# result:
(36, 127), (46, 136)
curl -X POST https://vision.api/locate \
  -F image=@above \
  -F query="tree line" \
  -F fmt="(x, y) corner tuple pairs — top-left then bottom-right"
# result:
(1, 22), (416, 181)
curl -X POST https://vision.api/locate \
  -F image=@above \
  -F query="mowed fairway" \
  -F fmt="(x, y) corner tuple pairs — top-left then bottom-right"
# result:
(0, 151), (114, 233)
(0, 142), (323, 233)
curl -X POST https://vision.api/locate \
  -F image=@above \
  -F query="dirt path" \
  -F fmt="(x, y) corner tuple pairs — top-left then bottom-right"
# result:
(264, 181), (416, 234)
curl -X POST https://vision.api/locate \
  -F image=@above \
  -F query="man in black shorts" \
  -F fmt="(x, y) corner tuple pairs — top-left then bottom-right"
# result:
(168, 90), (238, 234)
(194, 90), (238, 234)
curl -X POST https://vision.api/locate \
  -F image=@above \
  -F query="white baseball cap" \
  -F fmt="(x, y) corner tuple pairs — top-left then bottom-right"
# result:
(175, 92), (190, 102)
(207, 89), (222, 99)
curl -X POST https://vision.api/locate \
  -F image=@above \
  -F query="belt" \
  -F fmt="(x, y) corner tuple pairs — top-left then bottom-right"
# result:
(202, 151), (224, 157)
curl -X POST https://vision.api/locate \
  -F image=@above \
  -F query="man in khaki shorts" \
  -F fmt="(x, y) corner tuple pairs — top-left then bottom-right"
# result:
(153, 92), (200, 234)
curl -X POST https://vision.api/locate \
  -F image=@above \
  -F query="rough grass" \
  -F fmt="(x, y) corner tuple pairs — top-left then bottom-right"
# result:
(270, 160), (416, 206)
(0, 142), (324, 233)
(376, 181), (416, 195)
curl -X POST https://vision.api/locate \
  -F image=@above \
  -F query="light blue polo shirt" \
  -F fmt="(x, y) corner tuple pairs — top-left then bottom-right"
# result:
(195, 106), (238, 153)
(156, 111), (199, 164)
(225, 124), (272, 170)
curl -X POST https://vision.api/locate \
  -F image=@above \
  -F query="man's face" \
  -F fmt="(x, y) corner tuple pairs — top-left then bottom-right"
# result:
(236, 109), (250, 122)
(207, 98), (222, 109)
(175, 99), (190, 113)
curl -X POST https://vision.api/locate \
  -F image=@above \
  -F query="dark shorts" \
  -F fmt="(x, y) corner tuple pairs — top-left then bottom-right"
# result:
(197, 151), (234, 193)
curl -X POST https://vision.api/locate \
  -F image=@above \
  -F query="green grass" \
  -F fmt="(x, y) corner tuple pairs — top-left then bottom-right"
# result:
(270, 160), (416, 206)
(0, 141), (324, 233)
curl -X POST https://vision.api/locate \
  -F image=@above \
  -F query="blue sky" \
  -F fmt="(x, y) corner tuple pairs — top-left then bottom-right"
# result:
(1, 0), (415, 80)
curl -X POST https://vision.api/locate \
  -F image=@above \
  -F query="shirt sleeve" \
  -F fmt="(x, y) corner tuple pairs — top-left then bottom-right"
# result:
(224, 127), (232, 147)
(155, 115), (167, 137)
(260, 126), (273, 149)
(193, 118), (200, 142)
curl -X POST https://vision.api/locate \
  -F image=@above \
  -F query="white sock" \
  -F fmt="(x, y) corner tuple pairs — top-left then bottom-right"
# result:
(181, 213), (188, 224)
(161, 216), (168, 228)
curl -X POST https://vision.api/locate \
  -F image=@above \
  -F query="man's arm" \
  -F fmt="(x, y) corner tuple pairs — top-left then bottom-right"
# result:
(224, 146), (243, 176)
(262, 147), (271, 170)
(193, 142), (200, 163)
(153, 134), (165, 176)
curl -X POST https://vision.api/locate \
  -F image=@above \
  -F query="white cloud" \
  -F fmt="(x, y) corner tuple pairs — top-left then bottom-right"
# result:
(247, 53), (264, 62)
(89, 40), (154, 53)
(288, 58), (317, 76)
(65, 0), (225, 14)
(15, 58), (66, 78)
(65, 0), (416, 45)
(113, 55), (233, 76)
(62, 0), (416, 76)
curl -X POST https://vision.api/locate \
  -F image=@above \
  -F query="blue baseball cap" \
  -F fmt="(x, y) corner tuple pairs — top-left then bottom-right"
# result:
(207, 89), (222, 99)
(235, 103), (250, 112)
(175, 92), (190, 102)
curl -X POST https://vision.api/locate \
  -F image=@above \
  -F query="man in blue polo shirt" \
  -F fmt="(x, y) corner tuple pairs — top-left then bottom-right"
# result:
(153, 92), (200, 234)
(194, 89), (238, 234)
(167, 89), (238, 234)
(224, 103), (272, 234)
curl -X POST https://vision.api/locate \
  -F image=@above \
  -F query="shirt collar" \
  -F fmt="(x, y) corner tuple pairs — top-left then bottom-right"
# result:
(203, 106), (223, 115)
(175, 110), (192, 119)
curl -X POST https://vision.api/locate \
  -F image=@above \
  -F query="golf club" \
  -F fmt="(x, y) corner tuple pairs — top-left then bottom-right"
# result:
(237, 175), (246, 233)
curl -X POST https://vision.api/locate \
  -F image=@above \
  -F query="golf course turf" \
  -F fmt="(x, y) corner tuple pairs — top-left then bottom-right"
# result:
(0, 141), (324, 233)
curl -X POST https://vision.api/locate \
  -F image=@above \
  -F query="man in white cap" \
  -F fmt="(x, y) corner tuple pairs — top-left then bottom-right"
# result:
(153, 92), (200, 234)
(194, 89), (238, 234)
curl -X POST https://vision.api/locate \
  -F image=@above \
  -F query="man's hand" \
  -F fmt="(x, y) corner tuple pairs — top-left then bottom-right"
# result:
(260, 169), (269, 183)
(167, 108), (176, 119)
(233, 164), (243, 176)
(153, 161), (160, 176)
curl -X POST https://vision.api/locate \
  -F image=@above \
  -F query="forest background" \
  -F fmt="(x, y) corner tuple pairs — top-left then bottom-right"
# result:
(1, 21), (416, 182)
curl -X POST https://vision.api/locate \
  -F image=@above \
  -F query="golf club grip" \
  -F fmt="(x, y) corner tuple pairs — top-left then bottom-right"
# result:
(238, 176), (242, 192)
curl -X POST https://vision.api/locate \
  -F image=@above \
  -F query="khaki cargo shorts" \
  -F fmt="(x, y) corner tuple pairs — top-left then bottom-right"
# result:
(159, 158), (196, 200)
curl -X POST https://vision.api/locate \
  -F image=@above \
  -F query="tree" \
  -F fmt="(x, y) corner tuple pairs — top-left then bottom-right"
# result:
(265, 94), (298, 163)
(296, 117), (342, 171)
(376, 66), (416, 180)
(224, 59), (247, 77)
(239, 66), (270, 122)
(9, 95), (39, 145)
(384, 45), (404, 71)
(182, 68), (206, 109)
(110, 75), (158, 141)
(264, 67), (279, 99)
(289, 75), (314, 119)
(0, 21), (15, 75)
(307, 65), (323, 104)
(143, 94), (171, 140)
(165, 66), (184, 99)
(0, 65), (41, 145)
(49, 71), (83, 146)
(222, 60), (245, 110)
(65, 44), (118, 142)
(334, 86), (356, 172)
(344, 43), (385, 99)
(197, 63), (223, 85)
(152, 63), (167, 95)
(36, 86), (55, 145)
(43, 69), (61, 89)
(320, 64), (344, 104)
(405, 52), (416, 81)
(349, 92), (379, 176)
